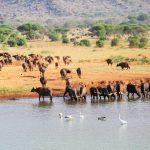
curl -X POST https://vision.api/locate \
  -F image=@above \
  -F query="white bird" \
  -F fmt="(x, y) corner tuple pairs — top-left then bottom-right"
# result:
(79, 112), (84, 119)
(119, 114), (127, 125)
(59, 113), (63, 118)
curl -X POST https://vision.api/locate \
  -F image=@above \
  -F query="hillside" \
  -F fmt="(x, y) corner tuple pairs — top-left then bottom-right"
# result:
(0, 0), (150, 26)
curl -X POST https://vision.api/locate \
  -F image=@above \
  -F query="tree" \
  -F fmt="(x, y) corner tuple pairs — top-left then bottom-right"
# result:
(17, 23), (44, 40)
(90, 24), (106, 36)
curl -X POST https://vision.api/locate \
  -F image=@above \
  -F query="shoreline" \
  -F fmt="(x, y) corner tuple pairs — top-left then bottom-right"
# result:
(0, 91), (64, 100)
(0, 77), (150, 100)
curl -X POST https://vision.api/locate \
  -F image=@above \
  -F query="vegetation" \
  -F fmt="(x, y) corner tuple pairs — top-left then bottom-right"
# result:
(62, 35), (69, 44)
(80, 39), (91, 47)
(16, 38), (27, 46)
(0, 25), (27, 47)
(49, 32), (61, 41)
(111, 38), (119, 46)
(0, 15), (150, 48)
(139, 56), (150, 64)
(139, 37), (148, 48)
(90, 23), (113, 38)
(17, 23), (45, 40)
(96, 40), (104, 48)
(128, 36), (148, 48)
(109, 55), (150, 64)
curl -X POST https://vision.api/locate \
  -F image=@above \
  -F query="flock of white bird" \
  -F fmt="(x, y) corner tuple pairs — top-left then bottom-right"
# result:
(59, 113), (128, 125)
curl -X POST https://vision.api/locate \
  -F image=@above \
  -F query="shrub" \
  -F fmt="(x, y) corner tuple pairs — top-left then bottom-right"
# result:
(139, 37), (148, 48)
(70, 38), (76, 42)
(128, 36), (148, 48)
(62, 36), (69, 44)
(80, 39), (91, 47)
(128, 36), (140, 48)
(96, 40), (104, 48)
(111, 38), (119, 46)
(7, 38), (17, 47)
(16, 38), (27, 46)
(49, 32), (60, 41)
(99, 35), (107, 41)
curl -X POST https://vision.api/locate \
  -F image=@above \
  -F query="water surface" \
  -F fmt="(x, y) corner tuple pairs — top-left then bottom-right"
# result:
(0, 97), (150, 150)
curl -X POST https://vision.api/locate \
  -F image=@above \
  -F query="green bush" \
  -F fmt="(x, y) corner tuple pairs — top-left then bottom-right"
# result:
(17, 23), (45, 40)
(70, 38), (76, 42)
(111, 38), (119, 46)
(96, 40), (104, 48)
(99, 35), (107, 41)
(139, 37), (148, 48)
(49, 32), (60, 41)
(7, 38), (17, 47)
(62, 37), (69, 44)
(128, 36), (148, 48)
(80, 39), (91, 47)
(16, 38), (27, 46)
(128, 36), (140, 48)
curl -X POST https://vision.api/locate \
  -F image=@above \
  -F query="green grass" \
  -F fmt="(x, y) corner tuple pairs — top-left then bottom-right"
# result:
(0, 86), (31, 94)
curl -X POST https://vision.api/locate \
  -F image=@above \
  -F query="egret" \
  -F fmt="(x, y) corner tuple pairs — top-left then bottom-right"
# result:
(79, 112), (84, 118)
(119, 114), (127, 125)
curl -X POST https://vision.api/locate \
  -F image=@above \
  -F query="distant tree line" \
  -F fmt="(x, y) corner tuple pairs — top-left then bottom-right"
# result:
(0, 15), (149, 48)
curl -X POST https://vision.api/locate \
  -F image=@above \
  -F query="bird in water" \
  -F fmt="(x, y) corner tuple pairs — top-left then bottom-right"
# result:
(59, 113), (63, 118)
(119, 114), (127, 125)
(98, 116), (106, 121)
(79, 112), (84, 119)
(64, 115), (73, 121)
